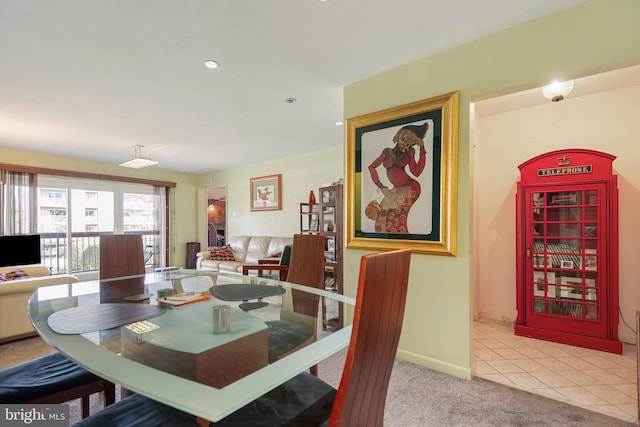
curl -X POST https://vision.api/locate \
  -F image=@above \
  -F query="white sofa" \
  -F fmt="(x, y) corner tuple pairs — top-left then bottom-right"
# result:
(196, 236), (293, 274)
(0, 264), (78, 343)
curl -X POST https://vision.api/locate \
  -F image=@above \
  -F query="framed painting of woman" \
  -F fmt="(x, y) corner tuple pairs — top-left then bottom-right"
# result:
(346, 92), (459, 256)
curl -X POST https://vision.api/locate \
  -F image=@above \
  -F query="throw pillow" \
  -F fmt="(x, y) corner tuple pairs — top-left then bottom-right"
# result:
(0, 273), (6, 282)
(210, 245), (236, 261)
(5, 268), (29, 280)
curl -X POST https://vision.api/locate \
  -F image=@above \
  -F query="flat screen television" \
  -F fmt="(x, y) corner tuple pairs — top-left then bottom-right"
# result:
(0, 234), (42, 267)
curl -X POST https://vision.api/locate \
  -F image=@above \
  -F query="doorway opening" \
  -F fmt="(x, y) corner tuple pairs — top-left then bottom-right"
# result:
(207, 187), (227, 247)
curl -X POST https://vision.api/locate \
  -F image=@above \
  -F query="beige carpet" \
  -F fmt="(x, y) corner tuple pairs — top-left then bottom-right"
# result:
(1, 336), (637, 426)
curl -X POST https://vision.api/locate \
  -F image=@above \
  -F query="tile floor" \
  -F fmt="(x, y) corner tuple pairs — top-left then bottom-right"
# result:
(474, 318), (639, 424)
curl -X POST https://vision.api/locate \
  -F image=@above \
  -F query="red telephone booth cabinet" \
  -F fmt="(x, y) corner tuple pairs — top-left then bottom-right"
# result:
(515, 148), (621, 354)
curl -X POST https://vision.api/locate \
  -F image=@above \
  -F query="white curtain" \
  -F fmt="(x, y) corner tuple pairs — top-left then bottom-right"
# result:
(152, 185), (167, 267)
(0, 170), (37, 234)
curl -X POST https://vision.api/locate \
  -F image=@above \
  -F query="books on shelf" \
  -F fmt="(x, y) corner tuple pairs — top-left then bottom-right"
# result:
(324, 277), (336, 290)
(533, 241), (584, 269)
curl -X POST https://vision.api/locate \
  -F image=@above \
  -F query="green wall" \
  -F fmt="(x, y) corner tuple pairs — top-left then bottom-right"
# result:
(343, 0), (640, 378)
(0, 144), (345, 272)
(195, 146), (344, 245)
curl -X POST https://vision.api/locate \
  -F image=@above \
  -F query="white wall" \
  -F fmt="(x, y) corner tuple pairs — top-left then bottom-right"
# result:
(474, 83), (640, 344)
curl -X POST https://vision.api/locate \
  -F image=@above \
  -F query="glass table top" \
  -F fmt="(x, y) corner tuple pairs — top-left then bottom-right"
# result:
(28, 269), (354, 422)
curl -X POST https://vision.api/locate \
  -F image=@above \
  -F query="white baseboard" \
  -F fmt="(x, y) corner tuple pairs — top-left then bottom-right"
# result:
(618, 331), (637, 346)
(476, 311), (516, 324)
(397, 349), (472, 380)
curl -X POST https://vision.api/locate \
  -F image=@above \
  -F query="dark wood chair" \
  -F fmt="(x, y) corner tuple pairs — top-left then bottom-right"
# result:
(265, 235), (325, 374)
(0, 351), (116, 419)
(74, 248), (411, 427)
(210, 248), (412, 426)
(242, 244), (292, 282)
(99, 234), (147, 304)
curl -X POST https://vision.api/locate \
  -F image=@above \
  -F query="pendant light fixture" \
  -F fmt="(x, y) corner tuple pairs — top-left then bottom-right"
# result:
(119, 145), (158, 169)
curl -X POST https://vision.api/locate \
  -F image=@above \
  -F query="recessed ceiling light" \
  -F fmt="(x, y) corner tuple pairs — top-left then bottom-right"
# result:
(204, 60), (219, 69)
(285, 98), (297, 104)
(335, 121), (344, 126)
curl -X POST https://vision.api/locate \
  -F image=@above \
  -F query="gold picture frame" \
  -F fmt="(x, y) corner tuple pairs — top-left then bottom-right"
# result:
(346, 91), (459, 255)
(250, 174), (282, 211)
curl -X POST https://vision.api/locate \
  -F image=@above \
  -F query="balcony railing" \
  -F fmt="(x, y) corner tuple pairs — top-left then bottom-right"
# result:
(39, 231), (160, 275)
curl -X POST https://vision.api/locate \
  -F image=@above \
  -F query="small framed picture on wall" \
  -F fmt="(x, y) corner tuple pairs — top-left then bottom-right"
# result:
(250, 174), (282, 211)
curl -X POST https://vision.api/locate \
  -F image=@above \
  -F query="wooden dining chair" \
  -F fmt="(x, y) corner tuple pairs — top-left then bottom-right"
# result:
(242, 244), (292, 282)
(266, 234), (325, 372)
(99, 234), (147, 304)
(0, 351), (116, 419)
(208, 248), (412, 426)
(74, 248), (411, 427)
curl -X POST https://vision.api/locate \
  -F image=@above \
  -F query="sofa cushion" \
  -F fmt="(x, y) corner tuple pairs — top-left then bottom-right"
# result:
(209, 245), (236, 261)
(199, 259), (222, 271)
(267, 237), (293, 259)
(245, 237), (272, 265)
(217, 261), (245, 273)
(228, 236), (252, 263)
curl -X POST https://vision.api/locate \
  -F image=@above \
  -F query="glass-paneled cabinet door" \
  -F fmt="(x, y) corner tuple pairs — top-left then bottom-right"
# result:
(516, 148), (620, 353)
(524, 184), (607, 338)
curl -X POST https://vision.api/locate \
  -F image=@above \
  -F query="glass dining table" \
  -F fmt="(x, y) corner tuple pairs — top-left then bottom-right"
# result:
(28, 269), (354, 422)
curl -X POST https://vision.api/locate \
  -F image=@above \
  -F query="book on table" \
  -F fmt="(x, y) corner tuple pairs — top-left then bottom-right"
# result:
(158, 292), (210, 306)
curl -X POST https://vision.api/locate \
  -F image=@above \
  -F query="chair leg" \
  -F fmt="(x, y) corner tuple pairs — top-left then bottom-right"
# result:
(81, 381), (116, 418)
(310, 364), (318, 377)
(104, 381), (116, 406)
(82, 396), (90, 419)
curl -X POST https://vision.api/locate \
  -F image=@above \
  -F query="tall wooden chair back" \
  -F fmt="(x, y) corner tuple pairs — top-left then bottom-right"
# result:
(266, 234), (325, 373)
(279, 233), (325, 328)
(329, 248), (411, 426)
(99, 234), (146, 303)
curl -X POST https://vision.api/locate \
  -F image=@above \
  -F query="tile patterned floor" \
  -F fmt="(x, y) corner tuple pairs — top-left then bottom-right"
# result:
(474, 319), (639, 424)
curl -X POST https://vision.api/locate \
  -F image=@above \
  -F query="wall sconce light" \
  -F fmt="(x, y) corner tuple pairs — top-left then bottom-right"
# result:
(208, 204), (215, 212)
(542, 80), (574, 102)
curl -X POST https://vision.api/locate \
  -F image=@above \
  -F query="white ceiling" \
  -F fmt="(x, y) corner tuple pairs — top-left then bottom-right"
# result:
(0, 0), (588, 174)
